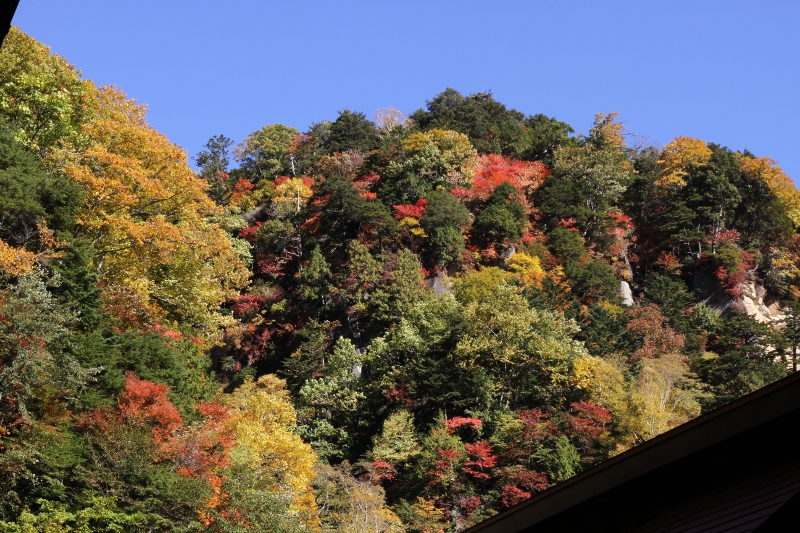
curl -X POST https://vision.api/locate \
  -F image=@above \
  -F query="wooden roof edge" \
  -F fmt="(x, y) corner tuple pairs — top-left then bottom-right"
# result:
(465, 370), (800, 533)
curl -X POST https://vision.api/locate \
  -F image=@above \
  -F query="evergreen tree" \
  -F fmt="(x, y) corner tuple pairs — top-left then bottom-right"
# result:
(474, 182), (527, 244)
(328, 110), (380, 153)
(411, 88), (526, 155)
(298, 247), (335, 314)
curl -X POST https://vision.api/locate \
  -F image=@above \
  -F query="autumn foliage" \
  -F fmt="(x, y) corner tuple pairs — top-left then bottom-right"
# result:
(2, 27), (799, 532)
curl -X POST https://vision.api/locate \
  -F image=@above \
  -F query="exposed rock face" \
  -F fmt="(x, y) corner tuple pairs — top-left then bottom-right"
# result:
(693, 269), (733, 311)
(426, 270), (452, 296)
(620, 281), (634, 306)
(740, 280), (786, 323)
(500, 245), (515, 260)
(692, 269), (786, 324)
(243, 205), (267, 225)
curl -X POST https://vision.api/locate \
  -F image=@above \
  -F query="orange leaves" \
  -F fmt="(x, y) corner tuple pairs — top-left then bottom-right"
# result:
(0, 240), (36, 276)
(445, 416), (482, 434)
(228, 177), (254, 207)
(68, 87), (216, 260)
(463, 441), (497, 480)
(118, 372), (183, 444)
(393, 198), (428, 220)
(167, 401), (235, 480)
(62, 86), (249, 341)
(471, 153), (549, 202)
(626, 304), (685, 361)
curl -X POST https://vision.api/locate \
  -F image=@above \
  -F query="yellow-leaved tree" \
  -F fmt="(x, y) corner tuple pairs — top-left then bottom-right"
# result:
(273, 177), (314, 216)
(738, 155), (800, 227)
(655, 136), (712, 195)
(397, 128), (478, 187)
(62, 87), (249, 341)
(225, 374), (320, 529)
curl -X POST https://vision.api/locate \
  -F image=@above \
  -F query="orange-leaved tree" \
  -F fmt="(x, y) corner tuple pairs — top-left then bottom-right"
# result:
(63, 87), (249, 341)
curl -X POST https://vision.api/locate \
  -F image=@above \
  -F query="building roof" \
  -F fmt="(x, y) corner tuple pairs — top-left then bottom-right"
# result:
(0, 0), (20, 47)
(466, 371), (800, 533)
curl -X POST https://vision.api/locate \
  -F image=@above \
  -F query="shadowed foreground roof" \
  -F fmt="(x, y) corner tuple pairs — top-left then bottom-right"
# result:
(466, 371), (800, 533)
(0, 0), (20, 47)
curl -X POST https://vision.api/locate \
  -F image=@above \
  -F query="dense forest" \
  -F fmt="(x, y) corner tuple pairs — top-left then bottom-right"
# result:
(2, 26), (800, 532)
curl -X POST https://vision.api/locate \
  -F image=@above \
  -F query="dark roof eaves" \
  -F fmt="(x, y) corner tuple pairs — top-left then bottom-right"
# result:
(466, 371), (800, 533)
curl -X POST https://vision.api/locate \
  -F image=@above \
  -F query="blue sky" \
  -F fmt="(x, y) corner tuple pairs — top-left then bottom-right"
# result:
(13, 1), (800, 180)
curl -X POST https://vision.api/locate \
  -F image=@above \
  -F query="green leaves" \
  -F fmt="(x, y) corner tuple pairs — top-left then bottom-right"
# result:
(0, 28), (97, 153)
(234, 124), (299, 183)
(0, 270), (96, 420)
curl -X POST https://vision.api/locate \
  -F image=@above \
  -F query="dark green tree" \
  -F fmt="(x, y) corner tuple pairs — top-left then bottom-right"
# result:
(474, 182), (527, 244)
(564, 258), (621, 304)
(328, 110), (380, 153)
(516, 114), (575, 163)
(298, 247), (335, 314)
(776, 294), (800, 373)
(420, 190), (471, 266)
(729, 149), (793, 249)
(642, 274), (695, 333)
(195, 134), (232, 175)
(51, 239), (103, 331)
(0, 121), (81, 247)
(546, 227), (586, 262)
(315, 176), (397, 250)
(696, 313), (786, 410)
(410, 88), (526, 155)
(195, 134), (233, 204)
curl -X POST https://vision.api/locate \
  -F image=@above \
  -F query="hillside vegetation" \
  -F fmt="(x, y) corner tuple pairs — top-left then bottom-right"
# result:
(2, 27), (799, 532)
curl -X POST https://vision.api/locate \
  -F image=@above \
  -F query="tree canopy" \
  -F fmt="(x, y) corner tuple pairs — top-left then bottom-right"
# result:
(1, 26), (798, 532)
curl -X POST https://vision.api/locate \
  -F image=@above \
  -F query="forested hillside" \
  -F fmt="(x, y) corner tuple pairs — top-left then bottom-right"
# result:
(2, 27), (800, 532)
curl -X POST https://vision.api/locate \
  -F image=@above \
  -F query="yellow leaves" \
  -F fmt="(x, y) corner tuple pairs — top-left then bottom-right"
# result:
(622, 354), (701, 445)
(273, 177), (313, 215)
(61, 85), (248, 341)
(314, 463), (403, 533)
(406, 497), (446, 533)
(452, 267), (513, 306)
(505, 251), (545, 288)
(402, 132), (434, 152)
(738, 155), (800, 227)
(406, 129), (476, 164)
(0, 224), (62, 277)
(589, 112), (626, 150)
(570, 356), (626, 415)
(571, 351), (702, 454)
(655, 136), (712, 194)
(0, 27), (98, 152)
(338, 486), (403, 533)
(400, 128), (477, 187)
(226, 375), (319, 526)
(398, 216), (428, 238)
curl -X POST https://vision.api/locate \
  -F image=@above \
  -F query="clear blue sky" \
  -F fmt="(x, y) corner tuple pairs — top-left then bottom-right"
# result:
(12, 1), (800, 180)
